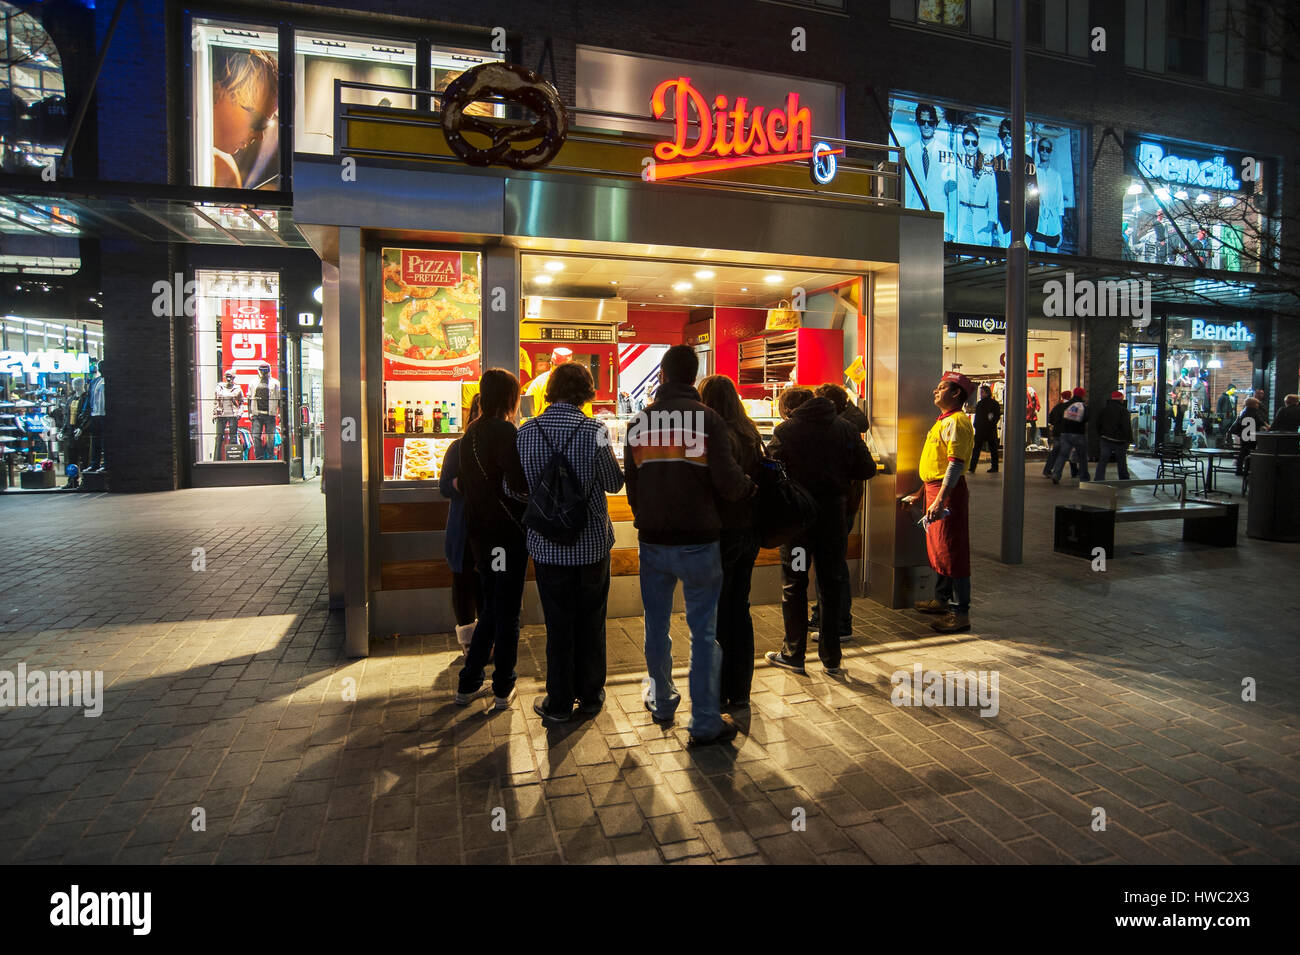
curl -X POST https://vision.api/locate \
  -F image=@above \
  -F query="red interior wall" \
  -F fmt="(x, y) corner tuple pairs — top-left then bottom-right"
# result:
(621, 308), (690, 344)
(715, 307), (769, 393)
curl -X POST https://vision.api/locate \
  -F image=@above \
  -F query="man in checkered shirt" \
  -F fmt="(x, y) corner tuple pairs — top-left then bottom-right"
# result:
(516, 363), (625, 724)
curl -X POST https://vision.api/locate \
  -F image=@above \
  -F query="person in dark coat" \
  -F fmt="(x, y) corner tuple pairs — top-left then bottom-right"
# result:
(1270, 394), (1300, 433)
(1229, 397), (1268, 475)
(765, 387), (876, 676)
(440, 394), (483, 654)
(1042, 389), (1077, 478)
(970, 384), (1001, 473)
(1094, 390), (1133, 480)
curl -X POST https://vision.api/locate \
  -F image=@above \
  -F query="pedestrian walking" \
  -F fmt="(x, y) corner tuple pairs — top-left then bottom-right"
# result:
(765, 386), (877, 675)
(901, 371), (976, 633)
(1051, 387), (1091, 484)
(1042, 390), (1076, 477)
(518, 363), (625, 725)
(455, 369), (529, 711)
(1094, 390), (1133, 480)
(970, 384), (1001, 473)
(699, 374), (766, 711)
(624, 345), (755, 746)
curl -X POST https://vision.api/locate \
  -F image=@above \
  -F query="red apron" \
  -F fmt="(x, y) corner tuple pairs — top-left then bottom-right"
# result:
(923, 476), (970, 578)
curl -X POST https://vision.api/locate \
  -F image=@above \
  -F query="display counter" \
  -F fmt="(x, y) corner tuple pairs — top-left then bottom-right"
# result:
(372, 484), (863, 634)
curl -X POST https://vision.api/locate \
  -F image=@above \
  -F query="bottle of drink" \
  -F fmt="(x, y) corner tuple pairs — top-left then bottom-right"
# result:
(449, 401), (458, 431)
(387, 406), (395, 432)
(406, 401), (414, 433)
(432, 403), (443, 433)
(395, 403), (405, 434)
(414, 401), (424, 433)
(442, 401), (450, 430)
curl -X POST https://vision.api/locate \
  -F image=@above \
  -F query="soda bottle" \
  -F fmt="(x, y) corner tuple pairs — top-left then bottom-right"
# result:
(414, 401), (424, 433)
(395, 403), (405, 434)
(432, 403), (443, 434)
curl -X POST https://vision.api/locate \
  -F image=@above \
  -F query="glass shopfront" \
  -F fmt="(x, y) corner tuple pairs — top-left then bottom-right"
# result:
(1121, 134), (1278, 273)
(1118, 315), (1264, 450)
(192, 269), (286, 464)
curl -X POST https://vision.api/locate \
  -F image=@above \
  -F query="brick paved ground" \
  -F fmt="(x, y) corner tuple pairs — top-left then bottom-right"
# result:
(1, 464), (1297, 865)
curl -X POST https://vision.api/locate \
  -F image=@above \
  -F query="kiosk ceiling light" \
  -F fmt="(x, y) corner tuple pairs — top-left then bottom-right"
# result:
(740, 287), (748, 292)
(534, 274), (554, 286)
(543, 261), (565, 272)
(694, 270), (715, 280)
(672, 281), (692, 292)
(609, 281), (618, 285)
(763, 274), (782, 284)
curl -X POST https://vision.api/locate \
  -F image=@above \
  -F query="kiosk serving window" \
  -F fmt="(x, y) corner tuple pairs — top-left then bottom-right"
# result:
(380, 248), (482, 482)
(193, 270), (284, 464)
(191, 18), (281, 189)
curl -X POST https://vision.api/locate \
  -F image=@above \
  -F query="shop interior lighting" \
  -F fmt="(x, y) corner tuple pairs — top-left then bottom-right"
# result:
(312, 38), (346, 48)
(1155, 187), (1171, 200)
(543, 261), (565, 272)
(1184, 357), (1199, 368)
(534, 274), (553, 286)
(740, 287), (748, 292)
(672, 281), (692, 292)
(1197, 193), (1211, 203)
(609, 281), (618, 285)
(694, 270), (715, 280)
(1219, 196), (1235, 207)
(1174, 190), (1189, 200)
(1207, 358), (1222, 368)
(763, 274), (782, 284)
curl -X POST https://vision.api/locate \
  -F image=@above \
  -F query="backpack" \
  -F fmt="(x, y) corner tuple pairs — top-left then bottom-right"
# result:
(522, 420), (592, 546)
(1063, 400), (1086, 423)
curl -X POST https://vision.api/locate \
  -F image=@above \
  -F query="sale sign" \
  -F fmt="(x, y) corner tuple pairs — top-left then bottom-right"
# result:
(221, 298), (280, 397)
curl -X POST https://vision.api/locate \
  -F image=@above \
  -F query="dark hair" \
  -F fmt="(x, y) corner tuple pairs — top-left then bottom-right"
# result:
(979, 384), (992, 396)
(815, 382), (849, 414)
(915, 103), (938, 125)
(998, 119), (1012, 137)
(778, 386), (814, 419)
(545, 362), (596, 407)
(476, 368), (520, 420)
(467, 392), (482, 426)
(700, 375), (763, 470)
(660, 344), (699, 385)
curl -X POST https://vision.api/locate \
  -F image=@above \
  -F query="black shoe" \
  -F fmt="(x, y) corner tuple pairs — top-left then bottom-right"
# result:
(765, 651), (806, 675)
(987, 468), (998, 473)
(687, 713), (739, 747)
(643, 696), (674, 726)
(533, 696), (571, 725)
(576, 693), (605, 716)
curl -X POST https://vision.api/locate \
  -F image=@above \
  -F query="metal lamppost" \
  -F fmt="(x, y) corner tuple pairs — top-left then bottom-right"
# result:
(1001, 0), (1028, 563)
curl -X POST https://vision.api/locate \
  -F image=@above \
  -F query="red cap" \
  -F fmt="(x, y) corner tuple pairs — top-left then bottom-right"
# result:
(940, 371), (975, 399)
(1072, 387), (1086, 398)
(1110, 390), (1124, 400)
(1060, 391), (1072, 401)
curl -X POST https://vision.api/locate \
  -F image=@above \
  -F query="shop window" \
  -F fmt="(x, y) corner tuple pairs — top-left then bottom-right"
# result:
(379, 248), (482, 483)
(432, 47), (505, 119)
(1122, 135), (1277, 273)
(191, 18), (281, 189)
(0, 1), (67, 175)
(889, 93), (1085, 254)
(1125, 0), (1281, 95)
(1166, 317), (1259, 447)
(295, 31), (416, 156)
(1165, 0), (1207, 78)
(894, 0), (1089, 56)
(193, 270), (285, 464)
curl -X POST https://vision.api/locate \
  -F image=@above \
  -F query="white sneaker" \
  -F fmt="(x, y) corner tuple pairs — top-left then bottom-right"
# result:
(454, 684), (494, 706)
(492, 687), (517, 711)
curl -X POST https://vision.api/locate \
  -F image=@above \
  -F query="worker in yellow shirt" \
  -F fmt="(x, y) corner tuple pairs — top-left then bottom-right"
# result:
(900, 371), (976, 633)
(524, 346), (593, 417)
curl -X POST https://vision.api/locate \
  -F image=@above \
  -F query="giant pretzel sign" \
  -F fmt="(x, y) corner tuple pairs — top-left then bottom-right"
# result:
(440, 63), (568, 170)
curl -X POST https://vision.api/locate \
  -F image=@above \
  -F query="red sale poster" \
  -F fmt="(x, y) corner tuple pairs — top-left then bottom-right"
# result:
(221, 297), (280, 408)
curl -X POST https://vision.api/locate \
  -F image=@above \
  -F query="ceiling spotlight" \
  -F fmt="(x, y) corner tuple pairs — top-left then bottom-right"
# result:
(1219, 196), (1235, 207)
(1196, 193), (1211, 203)
(694, 269), (715, 280)
(544, 261), (565, 272)
(609, 280), (618, 285)
(1207, 358), (1222, 369)
(534, 274), (554, 286)
(1174, 190), (1188, 200)
(1127, 182), (1142, 195)
(740, 287), (748, 292)
(672, 281), (692, 292)
(1155, 187), (1171, 201)
(763, 274), (782, 284)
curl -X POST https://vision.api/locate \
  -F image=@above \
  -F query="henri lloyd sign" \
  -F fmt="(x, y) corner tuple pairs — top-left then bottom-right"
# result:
(646, 77), (842, 183)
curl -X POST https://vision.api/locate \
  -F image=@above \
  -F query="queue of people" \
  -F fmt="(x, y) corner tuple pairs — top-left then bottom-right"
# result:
(447, 345), (880, 746)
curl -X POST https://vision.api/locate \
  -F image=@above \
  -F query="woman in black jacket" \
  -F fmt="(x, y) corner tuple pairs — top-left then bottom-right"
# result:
(699, 375), (766, 710)
(455, 369), (529, 711)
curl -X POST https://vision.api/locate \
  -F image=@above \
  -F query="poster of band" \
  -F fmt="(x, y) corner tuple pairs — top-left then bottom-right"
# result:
(889, 93), (1082, 254)
(380, 248), (482, 381)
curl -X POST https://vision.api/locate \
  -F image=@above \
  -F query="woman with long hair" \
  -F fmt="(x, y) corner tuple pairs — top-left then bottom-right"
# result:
(439, 393), (483, 656)
(699, 375), (766, 710)
(455, 370), (529, 711)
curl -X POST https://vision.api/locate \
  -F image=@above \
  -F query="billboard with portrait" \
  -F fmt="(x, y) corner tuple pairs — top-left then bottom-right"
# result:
(889, 93), (1083, 254)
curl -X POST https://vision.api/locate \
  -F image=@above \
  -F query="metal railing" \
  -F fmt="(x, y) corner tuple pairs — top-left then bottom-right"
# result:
(330, 79), (904, 206)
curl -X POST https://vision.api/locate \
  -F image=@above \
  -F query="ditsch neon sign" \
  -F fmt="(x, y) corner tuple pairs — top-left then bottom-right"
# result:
(647, 77), (841, 182)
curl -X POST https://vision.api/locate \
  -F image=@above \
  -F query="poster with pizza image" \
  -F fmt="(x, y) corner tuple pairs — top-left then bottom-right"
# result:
(381, 248), (481, 381)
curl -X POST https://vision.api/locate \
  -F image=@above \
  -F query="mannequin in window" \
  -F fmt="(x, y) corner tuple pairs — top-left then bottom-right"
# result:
(81, 362), (107, 472)
(214, 369), (245, 460)
(248, 361), (282, 460)
(211, 49), (279, 189)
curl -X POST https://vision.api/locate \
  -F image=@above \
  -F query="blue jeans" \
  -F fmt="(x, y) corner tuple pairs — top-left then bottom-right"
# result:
(1053, 433), (1090, 480)
(1095, 439), (1129, 480)
(640, 541), (724, 737)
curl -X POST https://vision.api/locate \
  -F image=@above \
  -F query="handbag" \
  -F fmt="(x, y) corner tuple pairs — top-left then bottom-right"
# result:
(755, 457), (819, 549)
(765, 299), (802, 331)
